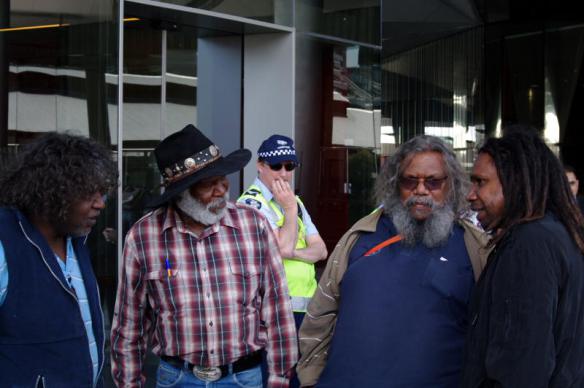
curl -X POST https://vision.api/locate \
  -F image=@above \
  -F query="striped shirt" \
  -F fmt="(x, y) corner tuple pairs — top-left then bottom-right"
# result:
(110, 202), (298, 388)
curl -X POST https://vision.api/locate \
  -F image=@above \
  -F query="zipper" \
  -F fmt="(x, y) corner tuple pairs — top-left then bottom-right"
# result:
(21, 221), (101, 386)
(95, 280), (105, 387)
(19, 222), (77, 301)
(35, 375), (46, 388)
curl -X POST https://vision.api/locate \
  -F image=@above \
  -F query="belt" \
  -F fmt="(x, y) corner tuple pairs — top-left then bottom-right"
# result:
(160, 351), (262, 382)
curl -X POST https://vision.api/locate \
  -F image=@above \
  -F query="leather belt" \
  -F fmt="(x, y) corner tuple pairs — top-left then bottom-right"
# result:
(161, 351), (262, 382)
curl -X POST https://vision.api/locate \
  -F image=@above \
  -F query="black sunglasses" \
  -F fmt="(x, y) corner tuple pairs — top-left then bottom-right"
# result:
(398, 176), (448, 191)
(268, 162), (297, 172)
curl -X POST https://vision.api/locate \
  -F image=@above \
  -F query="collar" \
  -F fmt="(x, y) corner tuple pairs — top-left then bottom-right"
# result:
(253, 177), (274, 202)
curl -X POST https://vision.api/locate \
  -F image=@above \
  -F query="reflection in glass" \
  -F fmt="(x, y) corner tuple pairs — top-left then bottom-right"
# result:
(155, 0), (293, 26)
(381, 27), (484, 171)
(296, 0), (380, 45)
(313, 43), (381, 252)
(1, 0), (119, 350)
(331, 45), (381, 147)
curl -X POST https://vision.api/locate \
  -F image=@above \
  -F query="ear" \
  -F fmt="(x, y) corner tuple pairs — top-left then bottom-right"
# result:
(256, 160), (267, 173)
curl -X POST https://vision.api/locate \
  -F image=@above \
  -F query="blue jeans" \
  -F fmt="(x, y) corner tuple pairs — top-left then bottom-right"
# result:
(156, 359), (263, 388)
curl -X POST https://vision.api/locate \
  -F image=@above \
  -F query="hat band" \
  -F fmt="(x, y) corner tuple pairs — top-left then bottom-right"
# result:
(162, 145), (221, 186)
(258, 149), (296, 158)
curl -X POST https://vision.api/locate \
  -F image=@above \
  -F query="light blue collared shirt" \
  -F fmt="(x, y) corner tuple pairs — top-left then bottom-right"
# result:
(0, 239), (98, 385)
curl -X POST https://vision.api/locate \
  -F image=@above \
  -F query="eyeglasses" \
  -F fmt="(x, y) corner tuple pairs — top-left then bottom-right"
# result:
(398, 176), (448, 191)
(268, 162), (297, 172)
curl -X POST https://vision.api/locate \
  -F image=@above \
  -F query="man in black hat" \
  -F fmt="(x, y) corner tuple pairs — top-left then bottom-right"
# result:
(110, 125), (298, 387)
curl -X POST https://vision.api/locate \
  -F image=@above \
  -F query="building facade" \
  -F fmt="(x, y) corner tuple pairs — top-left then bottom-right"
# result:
(1, 0), (583, 385)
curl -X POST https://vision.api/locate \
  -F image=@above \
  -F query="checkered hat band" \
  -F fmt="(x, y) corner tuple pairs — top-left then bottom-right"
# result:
(258, 149), (296, 158)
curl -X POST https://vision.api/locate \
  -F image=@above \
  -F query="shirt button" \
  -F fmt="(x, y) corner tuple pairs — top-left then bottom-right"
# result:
(209, 321), (213, 327)
(207, 293), (211, 298)
(210, 350), (214, 354)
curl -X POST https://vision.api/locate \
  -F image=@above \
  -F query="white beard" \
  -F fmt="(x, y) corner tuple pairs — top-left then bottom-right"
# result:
(390, 195), (455, 248)
(176, 190), (229, 226)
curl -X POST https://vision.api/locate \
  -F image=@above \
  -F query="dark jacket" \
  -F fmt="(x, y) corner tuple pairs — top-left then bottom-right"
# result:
(577, 196), (584, 216)
(461, 213), (584, 388)
(0, 208), (105, 388)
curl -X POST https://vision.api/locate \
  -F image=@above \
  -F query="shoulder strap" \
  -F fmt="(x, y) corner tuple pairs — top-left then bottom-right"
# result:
(363, 234), (402, 257)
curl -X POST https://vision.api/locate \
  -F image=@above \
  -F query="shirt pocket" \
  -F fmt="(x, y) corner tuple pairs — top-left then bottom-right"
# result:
(423, 257), (473, 327)
(226, 257), (262, 306)
(144, 268), (182, 310)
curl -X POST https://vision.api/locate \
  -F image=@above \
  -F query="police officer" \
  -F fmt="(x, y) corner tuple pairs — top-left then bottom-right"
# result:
(239, 134), (327, 326)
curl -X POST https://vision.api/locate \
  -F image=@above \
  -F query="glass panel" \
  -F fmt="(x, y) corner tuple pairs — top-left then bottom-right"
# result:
(381, 0), (481, 56)
(381, 27), (484, 171)
(1, 0), (118, 329)
(549, 24), (584, 170)
(302, 42), (381, 252)
(296, 0), (380, 45)
(503, 32), (545, 132)
(121, 19), (163, 247)
(155, 0), (293, 26)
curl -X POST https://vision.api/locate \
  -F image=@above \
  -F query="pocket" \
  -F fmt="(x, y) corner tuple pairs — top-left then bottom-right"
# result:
(227, 258), (261, 277)
(144, 269), (182, 311)
(423, 257), (472, 303)
(232, 366), (262, 388)
(227, 258), (261, 306)
(423, 257), (473, 327)
(156, 360), (184, 387)
(145, 269), (180, 281)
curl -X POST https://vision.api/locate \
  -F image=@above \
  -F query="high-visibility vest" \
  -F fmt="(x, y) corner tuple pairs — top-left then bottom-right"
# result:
(239, 185), (316, 312)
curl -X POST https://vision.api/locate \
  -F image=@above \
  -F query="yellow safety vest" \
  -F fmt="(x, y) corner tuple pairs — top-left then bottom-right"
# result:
(239, 184), (316, 312)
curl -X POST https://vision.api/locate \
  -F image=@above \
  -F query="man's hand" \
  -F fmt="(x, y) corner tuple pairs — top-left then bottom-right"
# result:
(271, 179), (297, 212)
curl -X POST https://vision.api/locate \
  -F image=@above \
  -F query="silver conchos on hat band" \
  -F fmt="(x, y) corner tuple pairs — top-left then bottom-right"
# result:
(161, 145), (222, 186)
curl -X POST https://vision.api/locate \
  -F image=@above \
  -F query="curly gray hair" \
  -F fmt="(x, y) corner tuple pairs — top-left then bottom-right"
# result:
(375, 135), (470, 216)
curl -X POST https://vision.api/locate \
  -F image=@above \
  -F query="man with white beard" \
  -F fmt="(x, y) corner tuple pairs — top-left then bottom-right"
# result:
(297, 135), (489, 388)
(110, 125), (298, 388)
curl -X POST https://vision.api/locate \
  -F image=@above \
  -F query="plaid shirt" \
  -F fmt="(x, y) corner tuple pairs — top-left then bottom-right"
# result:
(110, 202), (298, 387)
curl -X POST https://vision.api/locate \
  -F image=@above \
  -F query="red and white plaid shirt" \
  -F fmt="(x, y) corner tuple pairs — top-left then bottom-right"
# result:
(110, 202), (298, 387)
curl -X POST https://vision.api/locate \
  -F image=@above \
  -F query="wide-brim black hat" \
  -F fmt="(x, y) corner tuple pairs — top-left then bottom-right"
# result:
(147, 124), (251, 208)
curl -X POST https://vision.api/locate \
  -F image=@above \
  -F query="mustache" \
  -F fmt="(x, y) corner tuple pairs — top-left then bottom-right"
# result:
(207, 197), (226, 210)
(405, 196), (436, 208)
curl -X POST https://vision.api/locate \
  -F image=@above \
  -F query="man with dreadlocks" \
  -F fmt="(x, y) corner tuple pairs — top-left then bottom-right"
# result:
(297, 135), (489, 388)
(462, 126), (584, 387)
(0, 132), (117, 387)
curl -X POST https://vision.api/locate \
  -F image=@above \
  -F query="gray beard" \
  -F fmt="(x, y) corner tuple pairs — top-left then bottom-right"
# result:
(390, 196), (456, 248)
(176, 190), (229, 226)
